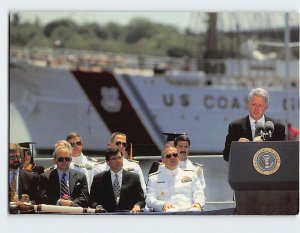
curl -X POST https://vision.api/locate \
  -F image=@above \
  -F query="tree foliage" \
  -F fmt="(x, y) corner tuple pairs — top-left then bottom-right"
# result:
(10, 13), (297, 59)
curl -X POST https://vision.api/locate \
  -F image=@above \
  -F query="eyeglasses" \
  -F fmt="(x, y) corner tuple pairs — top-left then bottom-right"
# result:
(9, 155), (22, 160)
(70, 141), (82, 147)
(57, 157), (72, 162)
(109, 155), (123, 162)
(24, 150), (32, 156)
(115, 141), (127, 147)
(165, 153), (178, 159)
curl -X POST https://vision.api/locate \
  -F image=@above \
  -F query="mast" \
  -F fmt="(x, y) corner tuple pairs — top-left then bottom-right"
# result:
(284, 13), (291, 125)
(202, 13), (225, 76)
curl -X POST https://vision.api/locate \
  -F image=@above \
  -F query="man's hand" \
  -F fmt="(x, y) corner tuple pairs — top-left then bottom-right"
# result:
(130, 205), (141, 213)
(59, 199), (74, 206)
(238, 138), (249, 142)
(191, 203), (202, 210)
(162, 202), (174, 211)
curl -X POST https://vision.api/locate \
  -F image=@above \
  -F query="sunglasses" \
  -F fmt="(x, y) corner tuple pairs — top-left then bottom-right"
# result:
(115, 141), (127, 147)
(165, 153), (178, 159)
(57, 157), (72, 162)
(70, 141), (82, 147)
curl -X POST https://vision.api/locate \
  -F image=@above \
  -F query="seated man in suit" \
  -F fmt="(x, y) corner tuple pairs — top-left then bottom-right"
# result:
(94, 132), (146, 194)
(89, 148), (145, 213)
(40, 145), (89, 207)
(223, 87), (286, 161)
(9, 143), (43, 208)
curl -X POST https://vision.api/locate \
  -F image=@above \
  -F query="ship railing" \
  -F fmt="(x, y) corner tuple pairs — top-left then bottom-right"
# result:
(10, 46), (299, 88)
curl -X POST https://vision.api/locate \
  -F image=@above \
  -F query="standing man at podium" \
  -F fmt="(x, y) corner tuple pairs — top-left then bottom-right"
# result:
(223, 88), (286, 161)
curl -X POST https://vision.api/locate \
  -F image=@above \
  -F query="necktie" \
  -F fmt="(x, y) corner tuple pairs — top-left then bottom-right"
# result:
(10, 172), (17, 202)
(60, 173), (69, 199)
(253, 121), (258, 139)
(113, 174), (120, 204)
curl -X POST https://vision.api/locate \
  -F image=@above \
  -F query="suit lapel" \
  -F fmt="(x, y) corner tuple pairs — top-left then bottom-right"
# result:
(69, 169), (76, 195)
(18, 170), (24, 196)
(244, 116), (253, 140)
(51, 170), (61, 197)
(105, 171), (116, 204)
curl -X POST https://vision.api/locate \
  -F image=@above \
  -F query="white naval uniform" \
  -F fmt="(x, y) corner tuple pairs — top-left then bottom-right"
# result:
(69, 153), (96, 192)
(152, 160), (206, 189)
(178, 159), (206, 189)
(94, 158), (146, 194)
(146, 167), (205, 212)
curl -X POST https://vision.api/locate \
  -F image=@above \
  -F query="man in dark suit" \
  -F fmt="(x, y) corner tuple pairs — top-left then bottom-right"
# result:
(9, 143), (43, 207)
(40, 145), (89, 207)
(223, 88), (286, 161)
(89, 148), (145, 212)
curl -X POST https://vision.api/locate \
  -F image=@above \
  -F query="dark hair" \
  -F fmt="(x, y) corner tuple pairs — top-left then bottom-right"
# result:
(174, 135), (191, 147)
(66, 132), (82, 142)
(105, 148), (120, 161)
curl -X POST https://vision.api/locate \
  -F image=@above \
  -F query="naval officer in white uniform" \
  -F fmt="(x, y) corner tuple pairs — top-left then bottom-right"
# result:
(146, 146), (205, 212)
(174, 135), (206, 189)
(66, 132), (99, 192)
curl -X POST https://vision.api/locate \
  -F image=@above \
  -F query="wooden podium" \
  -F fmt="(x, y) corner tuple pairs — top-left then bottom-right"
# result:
(228, 141), (299, 215)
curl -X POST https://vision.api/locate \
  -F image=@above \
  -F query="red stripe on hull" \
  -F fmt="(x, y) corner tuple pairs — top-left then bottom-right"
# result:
(72, 70), (160, 155)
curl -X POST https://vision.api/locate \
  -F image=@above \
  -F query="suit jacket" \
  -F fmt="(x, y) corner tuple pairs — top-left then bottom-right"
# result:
(40, 168), (89, 207)
(223, 115), (286, 161)
(9, 169), (43, 205)
(89, 170), (145, 212)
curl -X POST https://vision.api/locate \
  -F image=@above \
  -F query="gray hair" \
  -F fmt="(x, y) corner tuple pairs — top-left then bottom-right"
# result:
(53, 145), (72, 159)
(161, 146), (177, 158)
(248, 88), (269, 104)
(110, 132), (126, 143)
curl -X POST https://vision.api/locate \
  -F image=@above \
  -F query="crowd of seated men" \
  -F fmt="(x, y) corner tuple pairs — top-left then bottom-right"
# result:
(9, 131), (206, 214)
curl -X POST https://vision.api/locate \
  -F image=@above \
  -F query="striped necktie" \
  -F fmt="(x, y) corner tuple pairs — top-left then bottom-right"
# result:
(113, 173), (120, 204)
(10, 172), (17, 202)
(60, 173), (69, 199)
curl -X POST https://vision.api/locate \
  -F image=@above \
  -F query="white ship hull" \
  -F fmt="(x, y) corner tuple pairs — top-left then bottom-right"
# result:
(10, 62), (299, 155)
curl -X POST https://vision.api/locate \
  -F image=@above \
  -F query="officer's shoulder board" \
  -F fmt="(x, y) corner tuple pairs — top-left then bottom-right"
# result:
(149, 171), (161, 177)
(44, 165), (55, 172)
(128, 159), (139, 164)
(183, 168), (194, 172)
(73, 163), (93, 170)
(192, 162), (203, 168)
(86, 156), (102, 163)
(97, 160), (106, 164)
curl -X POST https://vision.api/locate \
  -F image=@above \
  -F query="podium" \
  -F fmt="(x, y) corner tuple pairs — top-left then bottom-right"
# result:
(228, 141), (299, 215)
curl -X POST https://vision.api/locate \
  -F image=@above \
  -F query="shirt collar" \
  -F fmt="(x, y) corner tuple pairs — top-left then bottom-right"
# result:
(110, 169), (123, 178)
(71, 153), (84, 164)
(57, 169), (70, 178)
(10, 168), (20, 176)
(249, 115), (265, 125)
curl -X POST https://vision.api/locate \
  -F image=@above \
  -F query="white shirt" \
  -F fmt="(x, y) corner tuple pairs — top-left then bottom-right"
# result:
(249, 115), (265, 139)
(110, 169), (123, 187)
(146, 167), (206, 212)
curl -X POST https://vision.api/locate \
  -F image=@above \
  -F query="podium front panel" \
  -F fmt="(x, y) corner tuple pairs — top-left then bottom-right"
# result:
(228, 141), (299, 190)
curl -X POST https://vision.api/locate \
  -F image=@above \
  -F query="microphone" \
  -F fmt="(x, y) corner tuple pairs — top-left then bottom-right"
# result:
(255, 122), (265, 138)
(265, 121), (274, 138)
